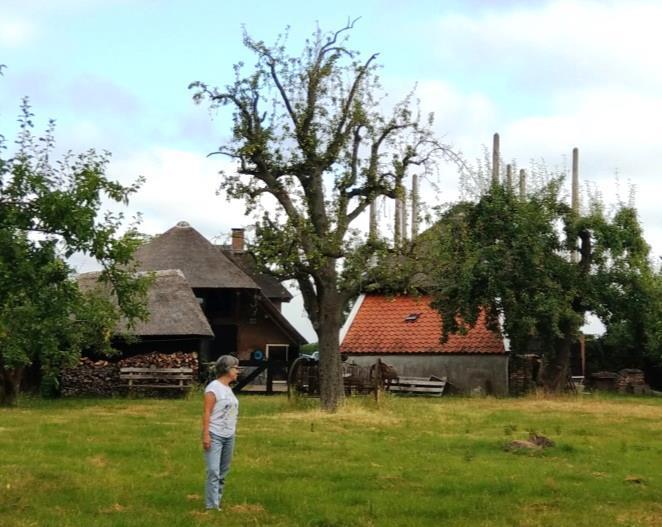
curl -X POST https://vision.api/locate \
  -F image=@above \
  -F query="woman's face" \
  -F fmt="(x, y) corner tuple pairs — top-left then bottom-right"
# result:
(227, 365), (240, 382)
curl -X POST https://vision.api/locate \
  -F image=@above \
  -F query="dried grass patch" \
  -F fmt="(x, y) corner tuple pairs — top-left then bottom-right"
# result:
(228, 503), (266, 514)
(87, 455), (108, 468)
(520, 500), (561, 514)
(241, 456), (273, 468)
(510, 398), (662, 420)
(617, 504), (662, 526)
(80, 404), (154, 418)
(262, 406), (401, 428)
(99, 503), (127, 513)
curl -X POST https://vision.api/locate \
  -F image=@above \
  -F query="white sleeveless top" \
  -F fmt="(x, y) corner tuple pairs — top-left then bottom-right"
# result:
(205, 380), (239, 437)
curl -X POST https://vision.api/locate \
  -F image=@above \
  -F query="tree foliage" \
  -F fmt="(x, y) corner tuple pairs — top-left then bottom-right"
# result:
(0, 98), (150, 405)
(429, 180), (660, 391)
(191, 22), (454, 410)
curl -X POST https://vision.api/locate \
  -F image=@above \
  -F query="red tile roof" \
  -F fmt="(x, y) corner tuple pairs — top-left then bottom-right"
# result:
(340, 294), (505, 354)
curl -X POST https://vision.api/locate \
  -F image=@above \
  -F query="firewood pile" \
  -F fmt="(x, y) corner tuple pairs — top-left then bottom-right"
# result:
(616, 369), (650, 395)
(589, 369), (651, 395)
(61, 352), (199, 397)
(61, 357), (120, 397)
(589, 371), (619, 391)
(119, 351), (199, 376)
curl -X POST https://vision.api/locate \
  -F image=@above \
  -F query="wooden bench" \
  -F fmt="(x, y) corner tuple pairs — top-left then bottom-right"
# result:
(119, 367), (194, 393)
(387, 376), (447, 397)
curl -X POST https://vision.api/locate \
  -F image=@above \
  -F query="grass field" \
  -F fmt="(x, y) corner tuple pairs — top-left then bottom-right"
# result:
(1, 393), (662, 527)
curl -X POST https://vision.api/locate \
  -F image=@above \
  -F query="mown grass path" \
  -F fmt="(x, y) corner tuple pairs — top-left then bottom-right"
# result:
(1, 394), (662, 526)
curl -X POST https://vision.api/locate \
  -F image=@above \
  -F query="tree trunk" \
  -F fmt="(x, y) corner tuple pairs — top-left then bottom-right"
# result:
(541, 337), (572, 393)
(316, 293), (344, 412)
(0, 367), (24, 407)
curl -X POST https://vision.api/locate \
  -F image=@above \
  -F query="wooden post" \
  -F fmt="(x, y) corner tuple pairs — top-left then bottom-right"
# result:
(266, 357), (274, 395)
(519, 169), (526, 199)
(374, 359), (383, 403)
(492, 133), (500, 186)
(580, 334), (586, 378)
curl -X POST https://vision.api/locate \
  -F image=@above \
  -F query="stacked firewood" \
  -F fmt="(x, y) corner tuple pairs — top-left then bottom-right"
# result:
(61, 352), (199, 396)
(616, 369), (650, 395)
(61, 357), (120, 397)
(119, 351), (199, 376)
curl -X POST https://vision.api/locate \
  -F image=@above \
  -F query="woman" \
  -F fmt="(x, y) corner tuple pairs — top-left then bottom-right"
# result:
(202, 355), (240, 511)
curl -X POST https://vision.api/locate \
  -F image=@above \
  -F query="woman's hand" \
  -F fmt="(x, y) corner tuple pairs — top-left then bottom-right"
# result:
(203, 432), (211, 450)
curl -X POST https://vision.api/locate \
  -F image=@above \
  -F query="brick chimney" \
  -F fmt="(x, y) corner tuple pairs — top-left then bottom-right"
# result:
(231, 228), (245, 253)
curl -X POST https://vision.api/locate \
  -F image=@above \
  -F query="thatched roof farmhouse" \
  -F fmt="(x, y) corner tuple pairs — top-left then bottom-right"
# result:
(76, 221), (305, 367)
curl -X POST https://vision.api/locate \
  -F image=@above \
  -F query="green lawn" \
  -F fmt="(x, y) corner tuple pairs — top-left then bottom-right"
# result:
(1, 393), (662, 526)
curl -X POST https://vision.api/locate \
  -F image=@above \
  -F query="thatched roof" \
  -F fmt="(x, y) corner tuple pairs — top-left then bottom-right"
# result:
(219, 248), (293, 302)
(134, 222), (258, 290)
(77, 269), (214, 337)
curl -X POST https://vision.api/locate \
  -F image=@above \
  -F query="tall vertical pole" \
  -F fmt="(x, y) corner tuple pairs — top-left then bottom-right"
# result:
(506, 164), (513, 190)
(411, 174), (419, 240)
(519, 169), (526, 200)
(572, 148), (580, 213)
(492, 133), (500, 186)
(394, 196), (402, 248)
(571, 147), (580, 263)
(401, 187), (408, 244)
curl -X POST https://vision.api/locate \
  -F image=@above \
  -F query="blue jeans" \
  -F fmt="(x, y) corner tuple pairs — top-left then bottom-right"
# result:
(204, 433), (235, 509)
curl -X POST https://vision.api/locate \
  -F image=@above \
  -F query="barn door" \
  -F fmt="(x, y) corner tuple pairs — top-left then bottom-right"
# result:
(266, 344), (289, 380)
(210, 324), (238, 361)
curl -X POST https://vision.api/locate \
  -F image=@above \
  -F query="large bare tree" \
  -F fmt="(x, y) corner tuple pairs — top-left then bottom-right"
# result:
(191, 21), (453, 410)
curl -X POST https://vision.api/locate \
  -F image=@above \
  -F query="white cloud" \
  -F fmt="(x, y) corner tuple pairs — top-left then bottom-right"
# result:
(417, 80), (497, 144)
(102, 146), (319, 341)
(107, 147), (252, 240)
(435, 1), (662, 94)
(0, 18), (36, 47)
(412, 1), (662, 259)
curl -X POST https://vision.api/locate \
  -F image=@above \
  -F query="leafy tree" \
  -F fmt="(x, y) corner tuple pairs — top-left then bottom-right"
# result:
(0, 98), (150, 406)
(191, 21), (455, 410)
(428, 180), (660, 392)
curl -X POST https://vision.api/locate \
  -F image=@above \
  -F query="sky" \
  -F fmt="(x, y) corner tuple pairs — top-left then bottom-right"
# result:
(2, 0), (661, 341)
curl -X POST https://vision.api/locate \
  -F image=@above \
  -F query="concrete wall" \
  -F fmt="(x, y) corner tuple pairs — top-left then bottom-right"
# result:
(346, 354), (509, 396)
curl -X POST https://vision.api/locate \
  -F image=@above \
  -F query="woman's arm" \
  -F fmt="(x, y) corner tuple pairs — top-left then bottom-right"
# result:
(202, 392), (216, 450)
